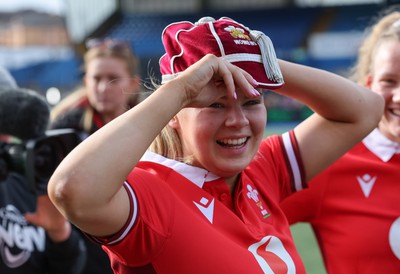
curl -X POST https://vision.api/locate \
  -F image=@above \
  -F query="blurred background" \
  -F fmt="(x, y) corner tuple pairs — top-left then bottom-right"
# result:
(1, 0), (396, 113)
(0, 0), (397, 272)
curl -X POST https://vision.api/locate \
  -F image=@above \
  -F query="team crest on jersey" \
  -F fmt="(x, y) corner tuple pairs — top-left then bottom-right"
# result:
(246, 184), (270, 219)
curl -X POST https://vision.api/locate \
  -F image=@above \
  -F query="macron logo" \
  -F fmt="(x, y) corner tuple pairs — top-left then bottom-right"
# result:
(194, 197), (215, 224)
(357, 174), (377, 198)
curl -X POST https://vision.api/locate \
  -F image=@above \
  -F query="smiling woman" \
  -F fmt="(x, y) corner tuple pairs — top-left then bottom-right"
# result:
(47, 16), (383, 274)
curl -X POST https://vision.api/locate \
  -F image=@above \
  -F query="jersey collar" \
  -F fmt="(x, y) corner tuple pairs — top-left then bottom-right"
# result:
(141, 151), (220, 188)
(362, 128), (400, 162)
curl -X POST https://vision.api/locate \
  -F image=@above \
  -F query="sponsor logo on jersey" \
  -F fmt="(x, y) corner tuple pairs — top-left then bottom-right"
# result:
(389, 217), (400, 260)
(248, 235), (296, 273)
(356, 174), (377, 198)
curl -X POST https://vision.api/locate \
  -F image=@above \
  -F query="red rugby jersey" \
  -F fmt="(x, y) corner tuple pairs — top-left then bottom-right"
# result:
(281, 129), (400, 273)
(90, 131), (307, 273)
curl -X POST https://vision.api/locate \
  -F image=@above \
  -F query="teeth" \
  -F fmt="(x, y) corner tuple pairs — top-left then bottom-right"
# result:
(219, 137), (247, 146)
(392, 109), (400, 116)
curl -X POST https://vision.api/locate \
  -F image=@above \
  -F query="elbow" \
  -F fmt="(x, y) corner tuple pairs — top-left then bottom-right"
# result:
(48, 170), (84, 222)
(358, 91), (385, 134)
(368, 92), (385, 128)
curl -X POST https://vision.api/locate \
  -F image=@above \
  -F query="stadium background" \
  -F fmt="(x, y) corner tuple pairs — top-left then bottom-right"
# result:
(1, 0), (398, 272)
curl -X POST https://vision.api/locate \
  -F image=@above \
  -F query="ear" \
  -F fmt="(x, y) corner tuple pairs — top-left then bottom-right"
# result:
(168, 115), (180, 129)
(365, 74), (373, 88)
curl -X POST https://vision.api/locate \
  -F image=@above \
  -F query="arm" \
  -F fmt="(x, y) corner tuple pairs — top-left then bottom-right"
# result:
(48, 54), (260, 236)
(276, 60), (384, 181)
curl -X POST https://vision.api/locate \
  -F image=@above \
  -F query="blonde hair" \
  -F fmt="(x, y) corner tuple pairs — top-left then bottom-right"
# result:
(349, 8), (400, 84)
(146, 79), (191, 163)
(148, 125), (183, 159)
(83, 43), (139, 78)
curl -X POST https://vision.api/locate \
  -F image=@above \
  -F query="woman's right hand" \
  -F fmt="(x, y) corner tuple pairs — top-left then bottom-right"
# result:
(174, 54), (260, 108)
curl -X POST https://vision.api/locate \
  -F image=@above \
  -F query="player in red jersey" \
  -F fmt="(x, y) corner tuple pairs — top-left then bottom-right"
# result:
(280, 9), (400, 274)
(48, 16), (383, 273)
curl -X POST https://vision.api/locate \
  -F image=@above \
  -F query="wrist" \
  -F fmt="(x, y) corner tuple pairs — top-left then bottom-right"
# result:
(159, 79), (190, 109)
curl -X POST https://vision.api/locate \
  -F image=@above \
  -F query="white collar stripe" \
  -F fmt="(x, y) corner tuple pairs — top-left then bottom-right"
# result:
(141, 151), (219, 188)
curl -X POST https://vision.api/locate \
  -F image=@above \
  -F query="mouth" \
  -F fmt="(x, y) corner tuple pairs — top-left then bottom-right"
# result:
(390, 108), (400, 117)
(216, 137), (248, 148)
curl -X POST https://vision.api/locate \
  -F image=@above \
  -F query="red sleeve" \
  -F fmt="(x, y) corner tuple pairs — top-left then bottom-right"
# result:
(254, 130), (306, 202)
(280, 168), (330, 224)
(88, 168), (175, 265)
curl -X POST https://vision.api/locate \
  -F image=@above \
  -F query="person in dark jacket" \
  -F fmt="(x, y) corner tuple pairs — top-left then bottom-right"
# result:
(0, 67), (86, 274)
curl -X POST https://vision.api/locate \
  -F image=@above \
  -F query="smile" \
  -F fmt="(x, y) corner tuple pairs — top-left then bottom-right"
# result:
(390, 109), (400, 117)
(217, 137), (248, 147)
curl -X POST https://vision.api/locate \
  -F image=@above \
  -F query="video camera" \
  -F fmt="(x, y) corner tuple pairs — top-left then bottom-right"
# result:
(0, 129), (81, 194)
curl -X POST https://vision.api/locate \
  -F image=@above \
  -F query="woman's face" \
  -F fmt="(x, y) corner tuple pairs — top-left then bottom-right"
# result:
(84, 57), (136, 121)
(170, 87), (266, 180)
(367, 40), (400, 143)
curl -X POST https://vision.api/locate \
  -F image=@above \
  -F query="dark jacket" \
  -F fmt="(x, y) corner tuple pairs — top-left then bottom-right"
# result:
(50, 105), (114, 274)
(0, 173), (86, 274)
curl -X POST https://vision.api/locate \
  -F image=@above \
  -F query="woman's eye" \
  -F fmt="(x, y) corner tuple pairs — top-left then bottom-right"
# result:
(209, 103), (224, 108)
(108, 78), (121, 85)
(245, 99), (262, 106)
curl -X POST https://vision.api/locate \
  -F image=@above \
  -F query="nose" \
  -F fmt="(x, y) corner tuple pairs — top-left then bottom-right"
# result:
(393, 88), (400, 102)
(225, 105), (249, 128)
(97, 79), (109, 94)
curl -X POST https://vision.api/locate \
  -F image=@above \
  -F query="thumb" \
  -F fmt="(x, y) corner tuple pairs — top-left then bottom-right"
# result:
(24, 212), (39, 226)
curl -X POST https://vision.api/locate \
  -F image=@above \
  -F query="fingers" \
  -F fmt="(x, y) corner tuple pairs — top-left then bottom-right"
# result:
(24, 212), (39, 225)
(212, 56), (260, 99)
(229, 64), (261, 98)
(175, 54), (261, 108)
(24, 195), (66, 229)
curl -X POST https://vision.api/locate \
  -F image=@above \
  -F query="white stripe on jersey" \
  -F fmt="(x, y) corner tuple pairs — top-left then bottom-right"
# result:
(282, 132), (303, 192)
(108, 181), (138, 245)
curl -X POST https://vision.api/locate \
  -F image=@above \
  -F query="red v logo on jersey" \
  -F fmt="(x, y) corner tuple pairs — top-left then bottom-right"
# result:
(357, 174), (377, 198)
(193, 197), (215, 224)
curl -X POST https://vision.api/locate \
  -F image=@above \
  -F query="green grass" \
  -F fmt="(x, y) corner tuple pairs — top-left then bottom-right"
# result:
(290, 223), (327, 274)
(265, 123), (327, 274)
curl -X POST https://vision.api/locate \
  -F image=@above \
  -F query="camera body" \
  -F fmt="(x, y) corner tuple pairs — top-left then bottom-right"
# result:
(0, 129), (81, 194)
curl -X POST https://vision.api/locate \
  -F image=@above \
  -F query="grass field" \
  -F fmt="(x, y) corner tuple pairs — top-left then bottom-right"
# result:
(266, 122), (327, 274)
(290, 223), (327, 273)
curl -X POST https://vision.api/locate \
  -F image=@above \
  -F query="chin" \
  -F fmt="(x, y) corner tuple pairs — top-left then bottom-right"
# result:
(217, 163), (248, 177)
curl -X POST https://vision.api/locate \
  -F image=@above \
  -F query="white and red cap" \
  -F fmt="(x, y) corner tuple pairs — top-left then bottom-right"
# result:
(159, 16), (284, 89)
